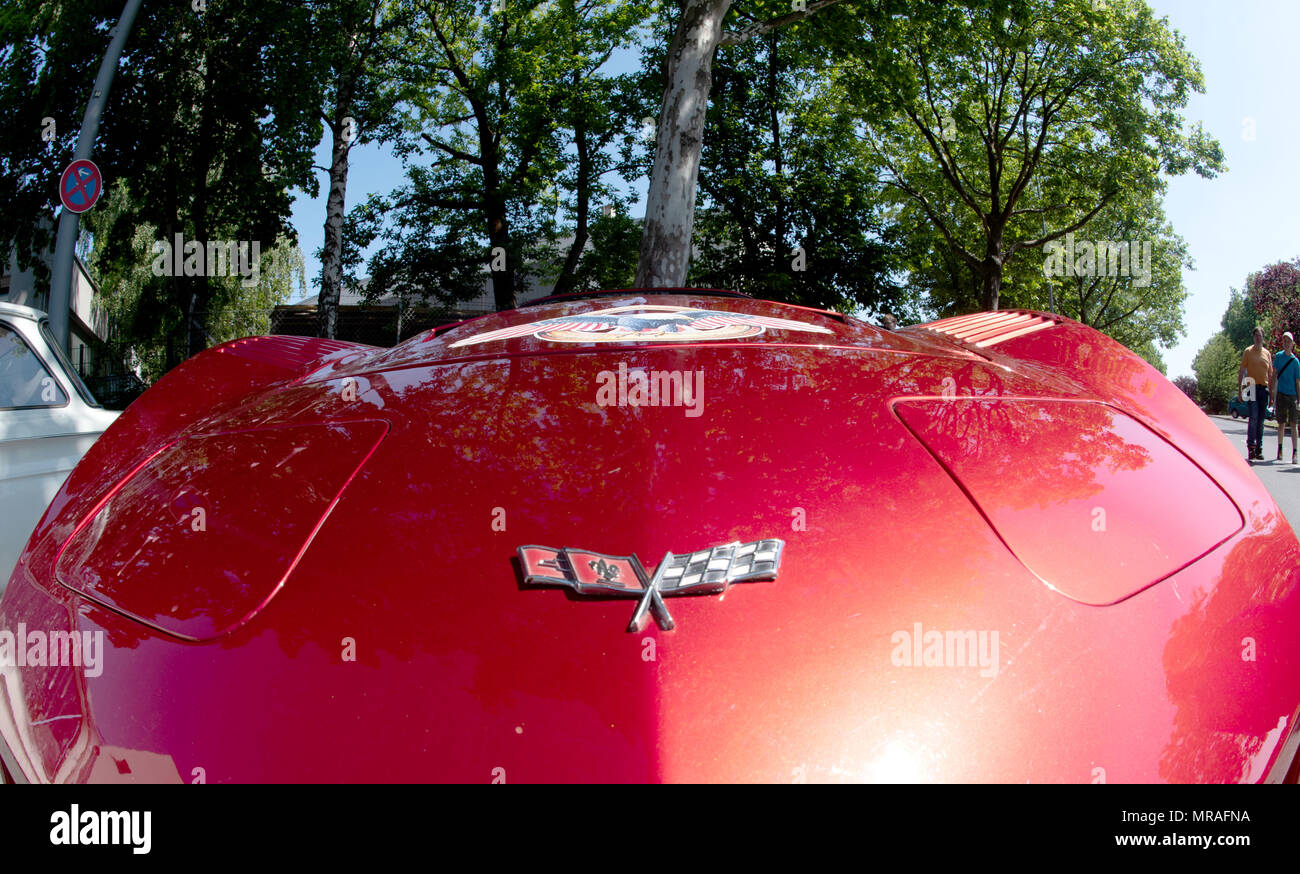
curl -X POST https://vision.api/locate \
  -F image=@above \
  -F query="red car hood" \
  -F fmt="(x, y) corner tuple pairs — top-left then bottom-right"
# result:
(2, 293), (1299, 783)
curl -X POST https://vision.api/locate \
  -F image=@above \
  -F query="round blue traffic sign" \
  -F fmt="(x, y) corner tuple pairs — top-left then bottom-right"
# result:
(59, 159), (102, 214)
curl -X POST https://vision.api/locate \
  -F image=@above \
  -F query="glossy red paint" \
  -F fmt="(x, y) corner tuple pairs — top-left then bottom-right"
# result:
(54, 420), (389, 640)
(2, 293), (1299, 783)
(894, 398), (1243, 605)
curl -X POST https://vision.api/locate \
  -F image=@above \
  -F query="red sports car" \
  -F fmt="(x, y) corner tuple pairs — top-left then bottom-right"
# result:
(2, 290), (1298, 783)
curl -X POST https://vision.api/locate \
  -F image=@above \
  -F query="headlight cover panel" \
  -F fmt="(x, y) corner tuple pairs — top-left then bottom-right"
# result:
(54, 421), (388, 641)
(894, 398), (1242, 605)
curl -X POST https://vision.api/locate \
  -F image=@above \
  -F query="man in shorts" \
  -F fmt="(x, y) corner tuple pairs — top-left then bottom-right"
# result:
(1272, 331), (1300, 463)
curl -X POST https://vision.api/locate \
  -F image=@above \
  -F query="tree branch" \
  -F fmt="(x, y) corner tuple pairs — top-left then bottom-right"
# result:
(719, 0), (847, 46)
(421, 132), (483, 165)
(1006, 191), (1117, 256)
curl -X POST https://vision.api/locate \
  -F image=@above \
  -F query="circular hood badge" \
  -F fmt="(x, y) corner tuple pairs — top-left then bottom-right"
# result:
(448, 304), (833, 348)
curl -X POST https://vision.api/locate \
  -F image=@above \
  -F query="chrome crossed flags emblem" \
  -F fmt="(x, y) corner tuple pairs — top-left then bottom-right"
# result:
(517, 540), (784, 631)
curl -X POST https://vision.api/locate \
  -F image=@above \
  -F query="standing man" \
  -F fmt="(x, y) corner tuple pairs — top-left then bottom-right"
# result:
(1272, 331), (1300, 463)
(1239, 327), (1273, 461)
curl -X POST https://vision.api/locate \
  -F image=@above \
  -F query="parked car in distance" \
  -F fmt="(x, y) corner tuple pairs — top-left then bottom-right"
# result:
(1228, 395), (1276, 420)
(0, 302), (119, 590)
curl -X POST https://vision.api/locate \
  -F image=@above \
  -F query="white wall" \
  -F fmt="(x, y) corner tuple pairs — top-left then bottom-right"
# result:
(1, 248), (107, 344)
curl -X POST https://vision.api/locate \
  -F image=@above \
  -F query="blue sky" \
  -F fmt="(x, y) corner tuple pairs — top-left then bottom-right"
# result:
(287, 1), (1297, 379)
(1146, 0), (1300, 377)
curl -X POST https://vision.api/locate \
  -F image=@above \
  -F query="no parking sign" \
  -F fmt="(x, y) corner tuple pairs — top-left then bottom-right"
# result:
(59, 159), (102, 214)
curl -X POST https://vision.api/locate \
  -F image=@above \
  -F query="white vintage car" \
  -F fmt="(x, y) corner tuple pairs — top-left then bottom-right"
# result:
(0, 302), (119, 590)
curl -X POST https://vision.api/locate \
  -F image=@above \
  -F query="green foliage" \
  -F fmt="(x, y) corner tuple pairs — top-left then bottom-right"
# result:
(1, 0), (324, 370)
(205, 238), (306, 342)
(1, 0), (1224, 373)
(345, 186), (487, 308)
(306, 0), (410, 150)
(1040, 192), (1189, 355)
(0, 0), (118, 276)
(1221, 287), (1256, 350)
(83, 180), (305, 382)
(353, 0), (654, 309)
(1192, 332), (1240, 413)
(538, 210), (643, 294)
(828, 0), (1224, 310)
(305, 0), (422, 337)
(687, 24), (911, 315)
(545, 0), (656, 297)
(1195, 263), (1300, 414)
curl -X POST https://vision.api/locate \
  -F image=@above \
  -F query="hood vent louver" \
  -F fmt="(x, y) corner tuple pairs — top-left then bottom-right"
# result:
(920, 311), (1059, 348)
(218, 336), (357, 369)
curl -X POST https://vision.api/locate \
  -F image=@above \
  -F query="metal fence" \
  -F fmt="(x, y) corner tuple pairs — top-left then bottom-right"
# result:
(269, 304), (484, 348)
(83, 372), (147, 409)
(72, 340), (147, 410)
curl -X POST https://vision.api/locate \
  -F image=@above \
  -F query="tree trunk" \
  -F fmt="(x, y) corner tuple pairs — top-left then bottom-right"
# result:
(981, 222), (1005, 311)
(981, 261), (1002, 311)
(317, 108), (350, 339)
(481, 133), (516, 310)
(633, 0), (732, 288)
(484, 196), (515, 310)
(185, 211), (212, 357)
(187, 50), (216, 360)
(552, 73), (591, 299)
(163, 169), (182, 371)
(768, 31), (785, 255)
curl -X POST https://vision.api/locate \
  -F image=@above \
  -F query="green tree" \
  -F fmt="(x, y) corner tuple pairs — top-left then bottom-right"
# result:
(544, 0), (655, 298)
(84, 182), (306, 383)
(1220, 286), (1256, 350)
(1, 0), (323, 368)
(571, 211), (643, 292)
(834, 0), (1223, 311)
(305, 0), (413, 338)
(357, 0), (653, 310)
(1192, 332), (1239, 413)
(0, 0), (112, 277)
(354, 0), (566, 310)
(632, 0), (855, 289)
(686, 25), (908, 314)
(1042, 192), (1189, 359)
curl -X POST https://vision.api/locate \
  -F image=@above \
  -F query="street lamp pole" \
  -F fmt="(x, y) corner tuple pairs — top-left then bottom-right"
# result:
(48, 0), (144, 352)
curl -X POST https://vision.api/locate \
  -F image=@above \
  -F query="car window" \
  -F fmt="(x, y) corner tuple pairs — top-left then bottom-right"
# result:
(38, 320), (101, 407)
(0, 322), (68, 408)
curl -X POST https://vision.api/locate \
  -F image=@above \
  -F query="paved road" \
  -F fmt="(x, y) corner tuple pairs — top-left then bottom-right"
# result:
(1208, 414), (1300, 539)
